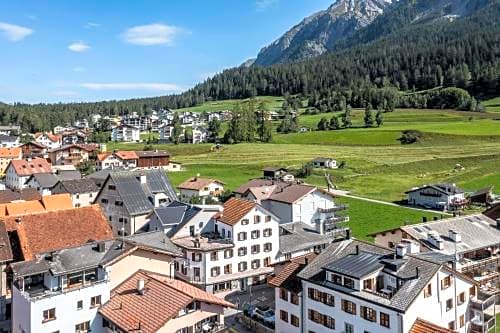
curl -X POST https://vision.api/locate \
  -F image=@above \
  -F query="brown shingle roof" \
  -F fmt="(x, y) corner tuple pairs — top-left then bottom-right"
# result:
(3, 204), (113, 260)
(410, 318), (456, 333)
(484, 202), (500, 220)
(268, 253), (317, 293)
(0, 189), (41, 204)
(99, 270), (234, 333)
(233, 179), (289, 195)
(9, 158), (52, 176)
(268, 184), (315, 204)
(178, 177), (223, 191)
(216, 197), (256, 226)
(0, 223), (13, 263)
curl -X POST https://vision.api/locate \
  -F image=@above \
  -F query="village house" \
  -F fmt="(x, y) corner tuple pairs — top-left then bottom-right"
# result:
(5, 158), (52, 190)
(34, 132), (62, 150)
(20, 141), (48, 159)
(99, 270), (234, 333)
(0, 135), (20, 149)
(262, 166), (289, 180)
(178, 177), (225, 201)
(0, 188), (41, 204)
(406, 183), (468, 211)
(113, 150), (138, 169)
(95, 152), (124, 171)
(25, 172), (60, 195)
(171, 197), (281, 294)
(372, 214), (500, 299)
(111, 124), (140, 142)
(0, 193), (74, 217)
(0, 147), (22, 177)
(136, 150), (170, 169)
(469, 186), (495, 206)
(0, 125), (20, 136)
(10, 231), (183, 333)
(273, 238), (489, 333)
(48, 144), (96, 166)
(95, 169), (177, 236)
(60, 130), (88, 145)
(312, 157), (338, 169)
(52, 178), (100, 207)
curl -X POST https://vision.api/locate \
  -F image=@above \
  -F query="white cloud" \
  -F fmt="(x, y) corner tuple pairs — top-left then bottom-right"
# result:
(0, 22), (33, 41)
(122, 23), (181, 46)
(85, 22), (101, 29)
(81, 82), (184, 92)
(73, 66), (86, 73)
(68, 41), (90, 52)
(256, 0), (279, 11)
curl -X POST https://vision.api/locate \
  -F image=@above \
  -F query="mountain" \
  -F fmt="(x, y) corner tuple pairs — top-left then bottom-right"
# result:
(253, 0), (394, 66)
(253, 0), (492, 66)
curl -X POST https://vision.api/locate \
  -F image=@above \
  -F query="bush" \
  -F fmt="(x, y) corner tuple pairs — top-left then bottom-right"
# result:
(399, 130), (423, 144)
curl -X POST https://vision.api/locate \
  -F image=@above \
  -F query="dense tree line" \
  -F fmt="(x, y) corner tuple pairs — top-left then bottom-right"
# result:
(0, 1), (498, 132)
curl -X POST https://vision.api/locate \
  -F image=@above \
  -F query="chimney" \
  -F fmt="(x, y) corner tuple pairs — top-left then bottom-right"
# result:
(395, 244), (407, 258)
(291, 224), (295, 232)
(448, 230), (461, 243)
(137, 279), (145, 295)
(139, 174), (147, 184)
(97, 242), (106, 252)
(355, 245), (359, 255)
(346, 229), (351, 239)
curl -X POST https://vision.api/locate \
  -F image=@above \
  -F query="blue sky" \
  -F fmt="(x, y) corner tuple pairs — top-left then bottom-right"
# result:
(0, 0), (332, 103)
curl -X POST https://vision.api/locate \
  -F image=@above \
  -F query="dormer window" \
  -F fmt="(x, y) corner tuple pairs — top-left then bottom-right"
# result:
(343, 277), (354, 289)
(332, 274), (342, 285)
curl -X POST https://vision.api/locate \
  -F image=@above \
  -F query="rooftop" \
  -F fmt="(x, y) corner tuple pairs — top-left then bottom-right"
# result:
(401, 213), (500, 255)
(0, 193), (73, 217)
(9, 158), (52, 176)
(0, 147), (21, 158)
(25, 172), (59, 188)
(114, 150), (139, 160)
(268, 253), (317, 293)
(178, 177), (223, 191)
(53, 178), (100, 194)
(216, 197), (256, 226)
(99, 270), (234, 333)
(279, 222), (333, 255)
(0, 188), (41, 204)
(406, 183), (464, 195)
(410, 318), (455, 333)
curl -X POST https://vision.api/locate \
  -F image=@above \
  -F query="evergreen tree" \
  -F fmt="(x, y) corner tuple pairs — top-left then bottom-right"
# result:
(257, 101), (273, 142)
(171, 112), (183, 144)
(342, 105), (352, 128)
(364, 104), (374, 127)
(317, 117), (328, 131)
(375, 110), (384, 127)
(329, 115), (340, 130)
(207, 118), (221, 142)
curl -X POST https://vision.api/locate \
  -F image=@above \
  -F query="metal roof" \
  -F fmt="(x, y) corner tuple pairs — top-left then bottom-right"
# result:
(279, 222), (333, 254)
(324, 251), (385, 279)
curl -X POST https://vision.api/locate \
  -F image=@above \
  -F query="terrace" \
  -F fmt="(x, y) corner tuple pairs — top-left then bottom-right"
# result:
(173, 232), (234, 251)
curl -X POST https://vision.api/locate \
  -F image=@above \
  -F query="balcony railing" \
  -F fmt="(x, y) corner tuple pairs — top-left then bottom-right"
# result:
(318, 205), (348, 213)
(460, 255), (500, 273)
(471, 313), (496, 333)
(471, 291), (496, 311)
(18, 279), (108, 301)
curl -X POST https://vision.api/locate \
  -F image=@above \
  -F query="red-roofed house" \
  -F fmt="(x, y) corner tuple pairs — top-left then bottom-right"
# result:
(0, 147), (22, 177)
(178, 176), (224, 201)
(34, 132), (61, 150)
(100, 270), (234, 333)
(5, 158), (52, 190)
(48, 144), (97, 166)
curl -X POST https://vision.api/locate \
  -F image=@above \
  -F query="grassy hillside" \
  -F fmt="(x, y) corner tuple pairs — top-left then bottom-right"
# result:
(484, 97), (500, 113)
(175, 96), (286, 113)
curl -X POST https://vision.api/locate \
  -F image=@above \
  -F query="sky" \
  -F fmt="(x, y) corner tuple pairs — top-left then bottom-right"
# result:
(0, 0), (333, 104)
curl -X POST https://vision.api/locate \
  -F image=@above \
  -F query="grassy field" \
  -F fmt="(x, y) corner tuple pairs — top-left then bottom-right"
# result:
(175, 96), (286, 113)
(485, 97), (500, 113)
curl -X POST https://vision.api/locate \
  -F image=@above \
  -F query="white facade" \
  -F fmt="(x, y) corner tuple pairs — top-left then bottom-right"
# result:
(408, 187), (466, 211)
(35, 134), (61, 150)
(5, 165), (28, 190)
(111, 125), (140, 142)
(96, 154), (123, 171)
(179, 181), (224, 201)
(0, 137), (20, 148)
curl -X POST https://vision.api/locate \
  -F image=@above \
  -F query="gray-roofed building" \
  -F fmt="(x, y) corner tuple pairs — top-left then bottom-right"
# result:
(10, 230), (181, 333)
(95, 169), (177, 236)
(148, 201), (202, 235)
(25, 172), (59, 196)
(0, 135), (20, 149)
(54, 169), (81, 181)
(286, 238), (490, 333)
(373, 213), (500, 295)
(52, 178), (100, 207)
(406, 183), (467, 211)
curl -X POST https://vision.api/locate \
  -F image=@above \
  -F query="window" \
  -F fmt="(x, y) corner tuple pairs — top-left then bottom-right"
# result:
(280, 310), (288, 323)
(251, 259), (260, 269)
(192, 252), (202, 262)
(224, 264), (232, 274)
(210, 251), (218, 261)
(75, 321), (90, 332)
(108, 185), (116, 190)
(308, 288), (334, 307)
(211, 267), (220, 277)
(224, 249), (233, 259)
(360, 306), (376, 322)
(101, 198), (108, 204)
(380, 312), (390, 328)
(446, 298), (453, 311)
(115, 200), (123, 206)
(441, 275), (452, 290)
(251, 245), (260, 254)
(241, 219), (249, 225)
(343, 277), (355, 289)
(332, 274), (342, 285)
(238, 262), (247, 272)
(448, 321), (455, 330)
(457, 292), (465, 305)
(254, 215), (261, 224)
(363, 279), (373, 291)
(470, 286), (476, 297)
(308, 309), (335, 329)
(424, 283), (432, 298)
(264, 243), (272, 252)
(280, 288), (288, 301)
(459, 314), (465, 328)
(193, 267), (200, 280)
(341, 299), (356, 315)
(345, 323), (354, 333)
(263, 228), (272, 237)
(263, 257), (271, 267)
(238, 232), (247, 241)
(291, 292), (299, 305)
(291, 314), (300, 327)
(238, 247), (247, 256)
(251, 230), (260, 239)
(90, 295), (101, 308)
(265, 215), (271, 222)
(77, 300), (83, 310)
(42, 308), (56, 322)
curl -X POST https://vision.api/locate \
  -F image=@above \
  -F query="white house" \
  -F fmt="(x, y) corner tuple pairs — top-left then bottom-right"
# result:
(0, 135), (20, 148)
(172, 197), (281, 294)
(10, 232), (183, 333)
(35, 133), (62, 150)
(177, 177), (225, 201)
(52, 179), (100, 207)
(192, 126), (208, 144)
(312, 157), (338, 169)
(5, 158), (52, 190)
(406, 183), (467, 211)
(110, 124), (140, 142)
(95, 153), (124, 171)
(272, 238), (492, 333)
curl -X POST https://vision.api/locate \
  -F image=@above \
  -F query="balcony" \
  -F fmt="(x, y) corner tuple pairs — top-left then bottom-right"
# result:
(471, 291), (496, 311)
(17, 279), (108, 301)
(471, 313), (496, 333)
(460, 255), (500, 274)
(318, 205), (348, 214)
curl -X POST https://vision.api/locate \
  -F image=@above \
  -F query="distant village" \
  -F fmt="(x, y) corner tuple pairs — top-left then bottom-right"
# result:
(0, 111), (498, 333)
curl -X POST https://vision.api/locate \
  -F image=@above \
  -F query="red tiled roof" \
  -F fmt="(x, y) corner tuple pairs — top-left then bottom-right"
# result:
(97, 152), (112, 161)
(178, 177), (223, 191)
(3, 204), (113, 260)
(9, 158), (52, 176)
(268, 253), (317, 290)
(99, 271), (234, 333)
(216, 197), (257, 226)
(0, 147), (21, 158)
(410, 318), (456, 333)
(115, 151), (139, 160)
